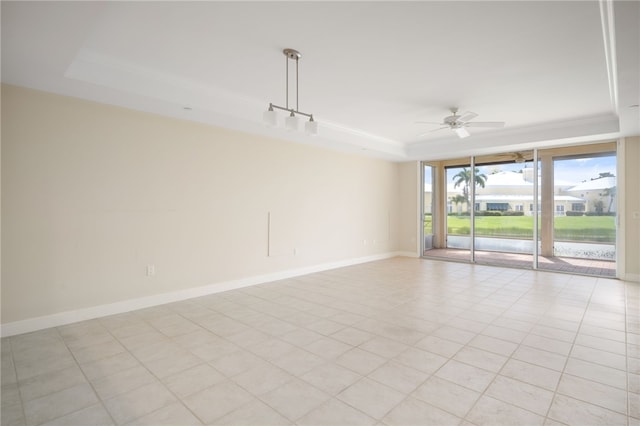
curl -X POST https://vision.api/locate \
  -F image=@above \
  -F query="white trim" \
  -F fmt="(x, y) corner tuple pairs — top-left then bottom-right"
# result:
(599, 0), (619, 112)
(396, 251), (420, 258)
(1, 252), (407, 337)
(418, 161), (424, 255)
(624, 273), (640, 283)
(616, 138), (625, 280)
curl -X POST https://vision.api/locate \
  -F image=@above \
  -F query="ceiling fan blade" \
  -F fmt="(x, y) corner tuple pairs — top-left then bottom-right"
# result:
(454, 127), (470, 138)
(466, 121), (505, 128)
(414, 121), (444, 125)
(457, 112), (478, 122)
(416, 127), (448, 137)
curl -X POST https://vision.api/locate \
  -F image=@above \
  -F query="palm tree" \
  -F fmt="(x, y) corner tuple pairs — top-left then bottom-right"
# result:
(452, 167), (487, 209)
(601, 186), (616, 212)
(450, 194), (467, 214)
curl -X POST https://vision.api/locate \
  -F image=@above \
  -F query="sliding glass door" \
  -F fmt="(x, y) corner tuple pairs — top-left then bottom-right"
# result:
(536, 152), (616, 276)
(422, 143), (617, 277)
(473, 154), (535, 268)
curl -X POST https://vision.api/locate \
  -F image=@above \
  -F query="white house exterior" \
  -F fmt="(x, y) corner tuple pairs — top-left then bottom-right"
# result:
(424, 168), (616, 216)
(566, 176), (617, 213)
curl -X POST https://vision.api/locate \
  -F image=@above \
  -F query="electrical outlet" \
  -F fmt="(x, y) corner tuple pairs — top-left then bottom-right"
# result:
(146, 265), (155, 277)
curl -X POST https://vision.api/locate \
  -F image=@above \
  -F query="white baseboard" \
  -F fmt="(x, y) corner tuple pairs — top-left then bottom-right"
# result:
(1, 252), (406, 337)
(623, 273), (640, 282)
(394, 251), (420, 258)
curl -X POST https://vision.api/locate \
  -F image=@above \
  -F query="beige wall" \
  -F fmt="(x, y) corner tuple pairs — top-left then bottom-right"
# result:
(2, 84), (638, 328)
(1, 85), (401, 324)
(624, 137), (640, 279)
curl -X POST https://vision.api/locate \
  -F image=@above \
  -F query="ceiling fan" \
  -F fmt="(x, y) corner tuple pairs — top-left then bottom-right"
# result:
(494, 151), (529, 163)
(416, 108), (505, 138)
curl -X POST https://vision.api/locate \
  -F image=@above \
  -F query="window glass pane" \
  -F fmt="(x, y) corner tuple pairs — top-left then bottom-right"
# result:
(473, 159), (535, 269)
(538, 152), (616, 277)
(423, 164), (434, 251)
(446, 165), (472, 249)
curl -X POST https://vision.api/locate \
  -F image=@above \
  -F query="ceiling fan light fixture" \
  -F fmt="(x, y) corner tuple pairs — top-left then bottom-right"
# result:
(416, 107), (505, 139)
(265, 49), (318, 135)
(454, 127), (470, 138)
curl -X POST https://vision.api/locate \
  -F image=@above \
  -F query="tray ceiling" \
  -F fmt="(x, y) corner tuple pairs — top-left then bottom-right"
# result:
(2, 1), (638, 160)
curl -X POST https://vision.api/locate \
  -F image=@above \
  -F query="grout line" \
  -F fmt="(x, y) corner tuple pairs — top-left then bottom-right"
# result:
(452, 274), (556, 423)
(7, 337), (29, 426)
(53, 325), (119, 426)
(624, 276), (630, 426)
(103, 313), (208, 425)
(543, 276), (597, 421)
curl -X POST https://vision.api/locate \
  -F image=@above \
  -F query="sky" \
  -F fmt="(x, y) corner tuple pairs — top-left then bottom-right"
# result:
(553, 155), (616, 184)
(425, 154), (617, 186)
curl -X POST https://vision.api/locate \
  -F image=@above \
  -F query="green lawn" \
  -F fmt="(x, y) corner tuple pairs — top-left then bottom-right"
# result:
(554, 216), (616, 242)
(424, 215), (616, 243)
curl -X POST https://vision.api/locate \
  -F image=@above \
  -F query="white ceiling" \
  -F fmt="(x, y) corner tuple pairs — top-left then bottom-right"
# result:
(2, 1), (638, 161)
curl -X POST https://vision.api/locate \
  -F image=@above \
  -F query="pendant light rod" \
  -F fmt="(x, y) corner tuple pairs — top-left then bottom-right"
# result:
(285, 50), (289, 110)
(282, 48), (301, 112)
(267, 103), (313, 119)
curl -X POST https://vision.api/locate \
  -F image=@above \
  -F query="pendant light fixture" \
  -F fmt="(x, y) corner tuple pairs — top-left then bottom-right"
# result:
(264, 48), (318, 135)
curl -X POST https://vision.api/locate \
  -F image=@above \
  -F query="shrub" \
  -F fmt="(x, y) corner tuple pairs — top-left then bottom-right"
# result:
(503, 211), (525, 216)
(566, 211), (584, 216)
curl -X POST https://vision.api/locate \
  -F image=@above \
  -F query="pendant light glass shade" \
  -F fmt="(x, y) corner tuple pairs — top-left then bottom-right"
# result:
(263, 106), (277, 127)
(285, 111), (299, 131)
(305, 116), (319, 135)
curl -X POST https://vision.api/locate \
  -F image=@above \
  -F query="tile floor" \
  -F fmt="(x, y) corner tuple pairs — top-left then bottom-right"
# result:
(1, 257), (638, 426)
